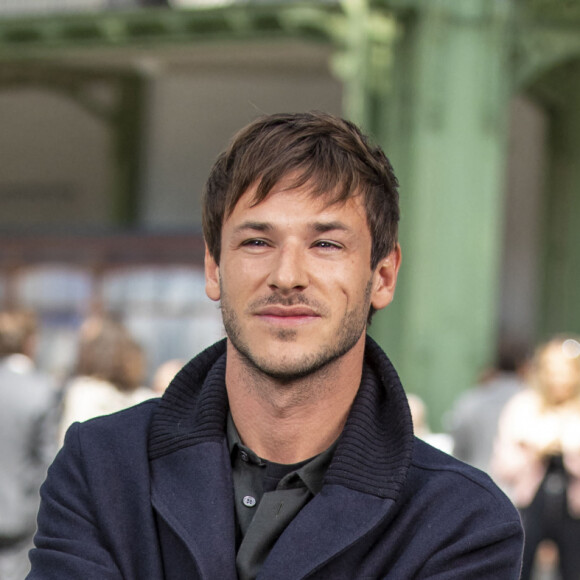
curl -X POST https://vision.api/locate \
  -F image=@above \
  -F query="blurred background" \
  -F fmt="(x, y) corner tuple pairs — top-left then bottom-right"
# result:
(1, 0), (579, 431)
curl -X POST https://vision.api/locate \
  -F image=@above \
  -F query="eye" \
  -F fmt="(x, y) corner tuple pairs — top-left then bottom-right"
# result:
(312, 240), (342, 250)
(241, 238), (270, 248)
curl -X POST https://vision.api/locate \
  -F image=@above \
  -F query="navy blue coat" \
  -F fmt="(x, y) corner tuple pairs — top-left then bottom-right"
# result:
(29, 338), (523, 579)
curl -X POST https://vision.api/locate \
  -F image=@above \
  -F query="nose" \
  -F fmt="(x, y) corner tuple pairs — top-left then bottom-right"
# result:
(267, 244), (309, 292)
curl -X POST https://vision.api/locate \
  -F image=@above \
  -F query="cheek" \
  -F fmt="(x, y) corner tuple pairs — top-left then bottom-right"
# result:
(239, 255), (277, 284)
(220, 260), (264, 299)
(329, 265), (372, 305)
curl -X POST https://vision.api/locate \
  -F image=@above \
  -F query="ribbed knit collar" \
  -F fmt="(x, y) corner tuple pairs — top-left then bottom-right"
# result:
(148, 336), (414, 500)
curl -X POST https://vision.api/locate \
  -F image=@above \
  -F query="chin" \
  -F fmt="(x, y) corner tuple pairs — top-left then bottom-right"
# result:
(244, 345), (341, 382)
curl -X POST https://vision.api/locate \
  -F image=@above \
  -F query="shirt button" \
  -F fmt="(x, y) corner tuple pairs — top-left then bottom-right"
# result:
(240, 451), (249, 462)
(242, 495), (257, 508)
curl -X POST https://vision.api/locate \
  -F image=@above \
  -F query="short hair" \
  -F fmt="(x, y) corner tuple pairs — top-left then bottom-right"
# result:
(202, 111), (400, 270)
(0, 310), (37, 357)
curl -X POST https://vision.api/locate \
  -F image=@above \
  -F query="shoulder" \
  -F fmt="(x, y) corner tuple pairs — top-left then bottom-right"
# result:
(411, 437), (506, 493)
(64, 398), (160, 459)
(409, 438), (520, 523)
(381, 438), (524, 576)
(51, 399), (161, 504)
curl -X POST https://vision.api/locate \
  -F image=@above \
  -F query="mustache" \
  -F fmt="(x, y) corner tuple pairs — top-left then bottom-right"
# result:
(248, 293), (328, 314)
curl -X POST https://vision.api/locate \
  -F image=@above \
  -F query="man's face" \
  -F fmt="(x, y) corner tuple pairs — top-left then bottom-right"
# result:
(205, 179), (400, 381)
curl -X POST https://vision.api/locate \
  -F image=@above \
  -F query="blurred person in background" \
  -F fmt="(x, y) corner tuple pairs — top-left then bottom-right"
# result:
(492, 335), (580, 580)
(58, 314), (154, 442)
(449, 343), (527, 473)
(0, 310), (59, 580)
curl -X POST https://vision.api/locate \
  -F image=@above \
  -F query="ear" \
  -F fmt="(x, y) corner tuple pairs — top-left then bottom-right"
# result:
(204, 245), (221, 302)
(370, 244), (401, 311)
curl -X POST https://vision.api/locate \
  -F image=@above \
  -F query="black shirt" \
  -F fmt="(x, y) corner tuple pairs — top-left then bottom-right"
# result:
(227, 413), (337, 580)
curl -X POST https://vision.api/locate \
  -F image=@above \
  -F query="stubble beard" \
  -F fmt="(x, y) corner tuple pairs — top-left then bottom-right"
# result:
(220, 279), (373, 382)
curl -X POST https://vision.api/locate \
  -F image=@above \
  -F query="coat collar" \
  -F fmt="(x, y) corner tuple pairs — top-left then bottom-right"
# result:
(149, 335), (414, 500)
(148, 336), (414, 579)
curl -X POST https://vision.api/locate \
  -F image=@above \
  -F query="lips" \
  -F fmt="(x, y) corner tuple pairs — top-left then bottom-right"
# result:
(255, 305), (319, 318)
(252, 303), (322, 329)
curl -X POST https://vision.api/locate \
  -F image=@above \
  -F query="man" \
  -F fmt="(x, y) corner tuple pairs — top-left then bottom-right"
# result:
(0, 310), (58, 580)
(28, 112), (523, 579)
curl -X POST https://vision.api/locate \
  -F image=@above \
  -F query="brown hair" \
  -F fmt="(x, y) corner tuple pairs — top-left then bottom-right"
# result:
(75, 315), (145, 393)
(531, 335), (580, 407)
(202, 111), (400, 270)
(0, 310), (37, 357)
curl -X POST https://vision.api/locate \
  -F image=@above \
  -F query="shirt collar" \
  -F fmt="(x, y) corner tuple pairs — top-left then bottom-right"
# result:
(226, 411), (337, 495)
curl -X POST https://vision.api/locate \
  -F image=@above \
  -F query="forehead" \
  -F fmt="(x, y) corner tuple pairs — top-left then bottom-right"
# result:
(226, 178), (368, 227)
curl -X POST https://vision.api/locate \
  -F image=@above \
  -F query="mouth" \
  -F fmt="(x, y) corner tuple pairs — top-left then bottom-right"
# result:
(254, 305), (321, 326)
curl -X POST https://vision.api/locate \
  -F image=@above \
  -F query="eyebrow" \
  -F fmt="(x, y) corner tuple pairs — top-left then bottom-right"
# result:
(312, 221), (351, 234)
(232, 220), (352, 235)
(233, 221), (273, 235)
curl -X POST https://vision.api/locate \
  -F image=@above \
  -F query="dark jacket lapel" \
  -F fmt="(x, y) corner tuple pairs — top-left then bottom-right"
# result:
(259, 338), (413, 579)
(258, 485), (397, 580)
(147, 337), (414, 580)
(148, 342), (237, 579)
(151, 442), (237, 579)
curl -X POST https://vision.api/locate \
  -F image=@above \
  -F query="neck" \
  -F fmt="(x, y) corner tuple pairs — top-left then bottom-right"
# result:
(225, 336), (365, 464)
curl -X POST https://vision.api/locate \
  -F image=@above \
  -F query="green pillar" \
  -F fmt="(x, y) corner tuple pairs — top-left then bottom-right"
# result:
(368, 0), (513, 430)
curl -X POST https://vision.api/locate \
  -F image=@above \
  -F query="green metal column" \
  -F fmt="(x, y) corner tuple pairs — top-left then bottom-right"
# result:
(367, 0), (513, 429)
